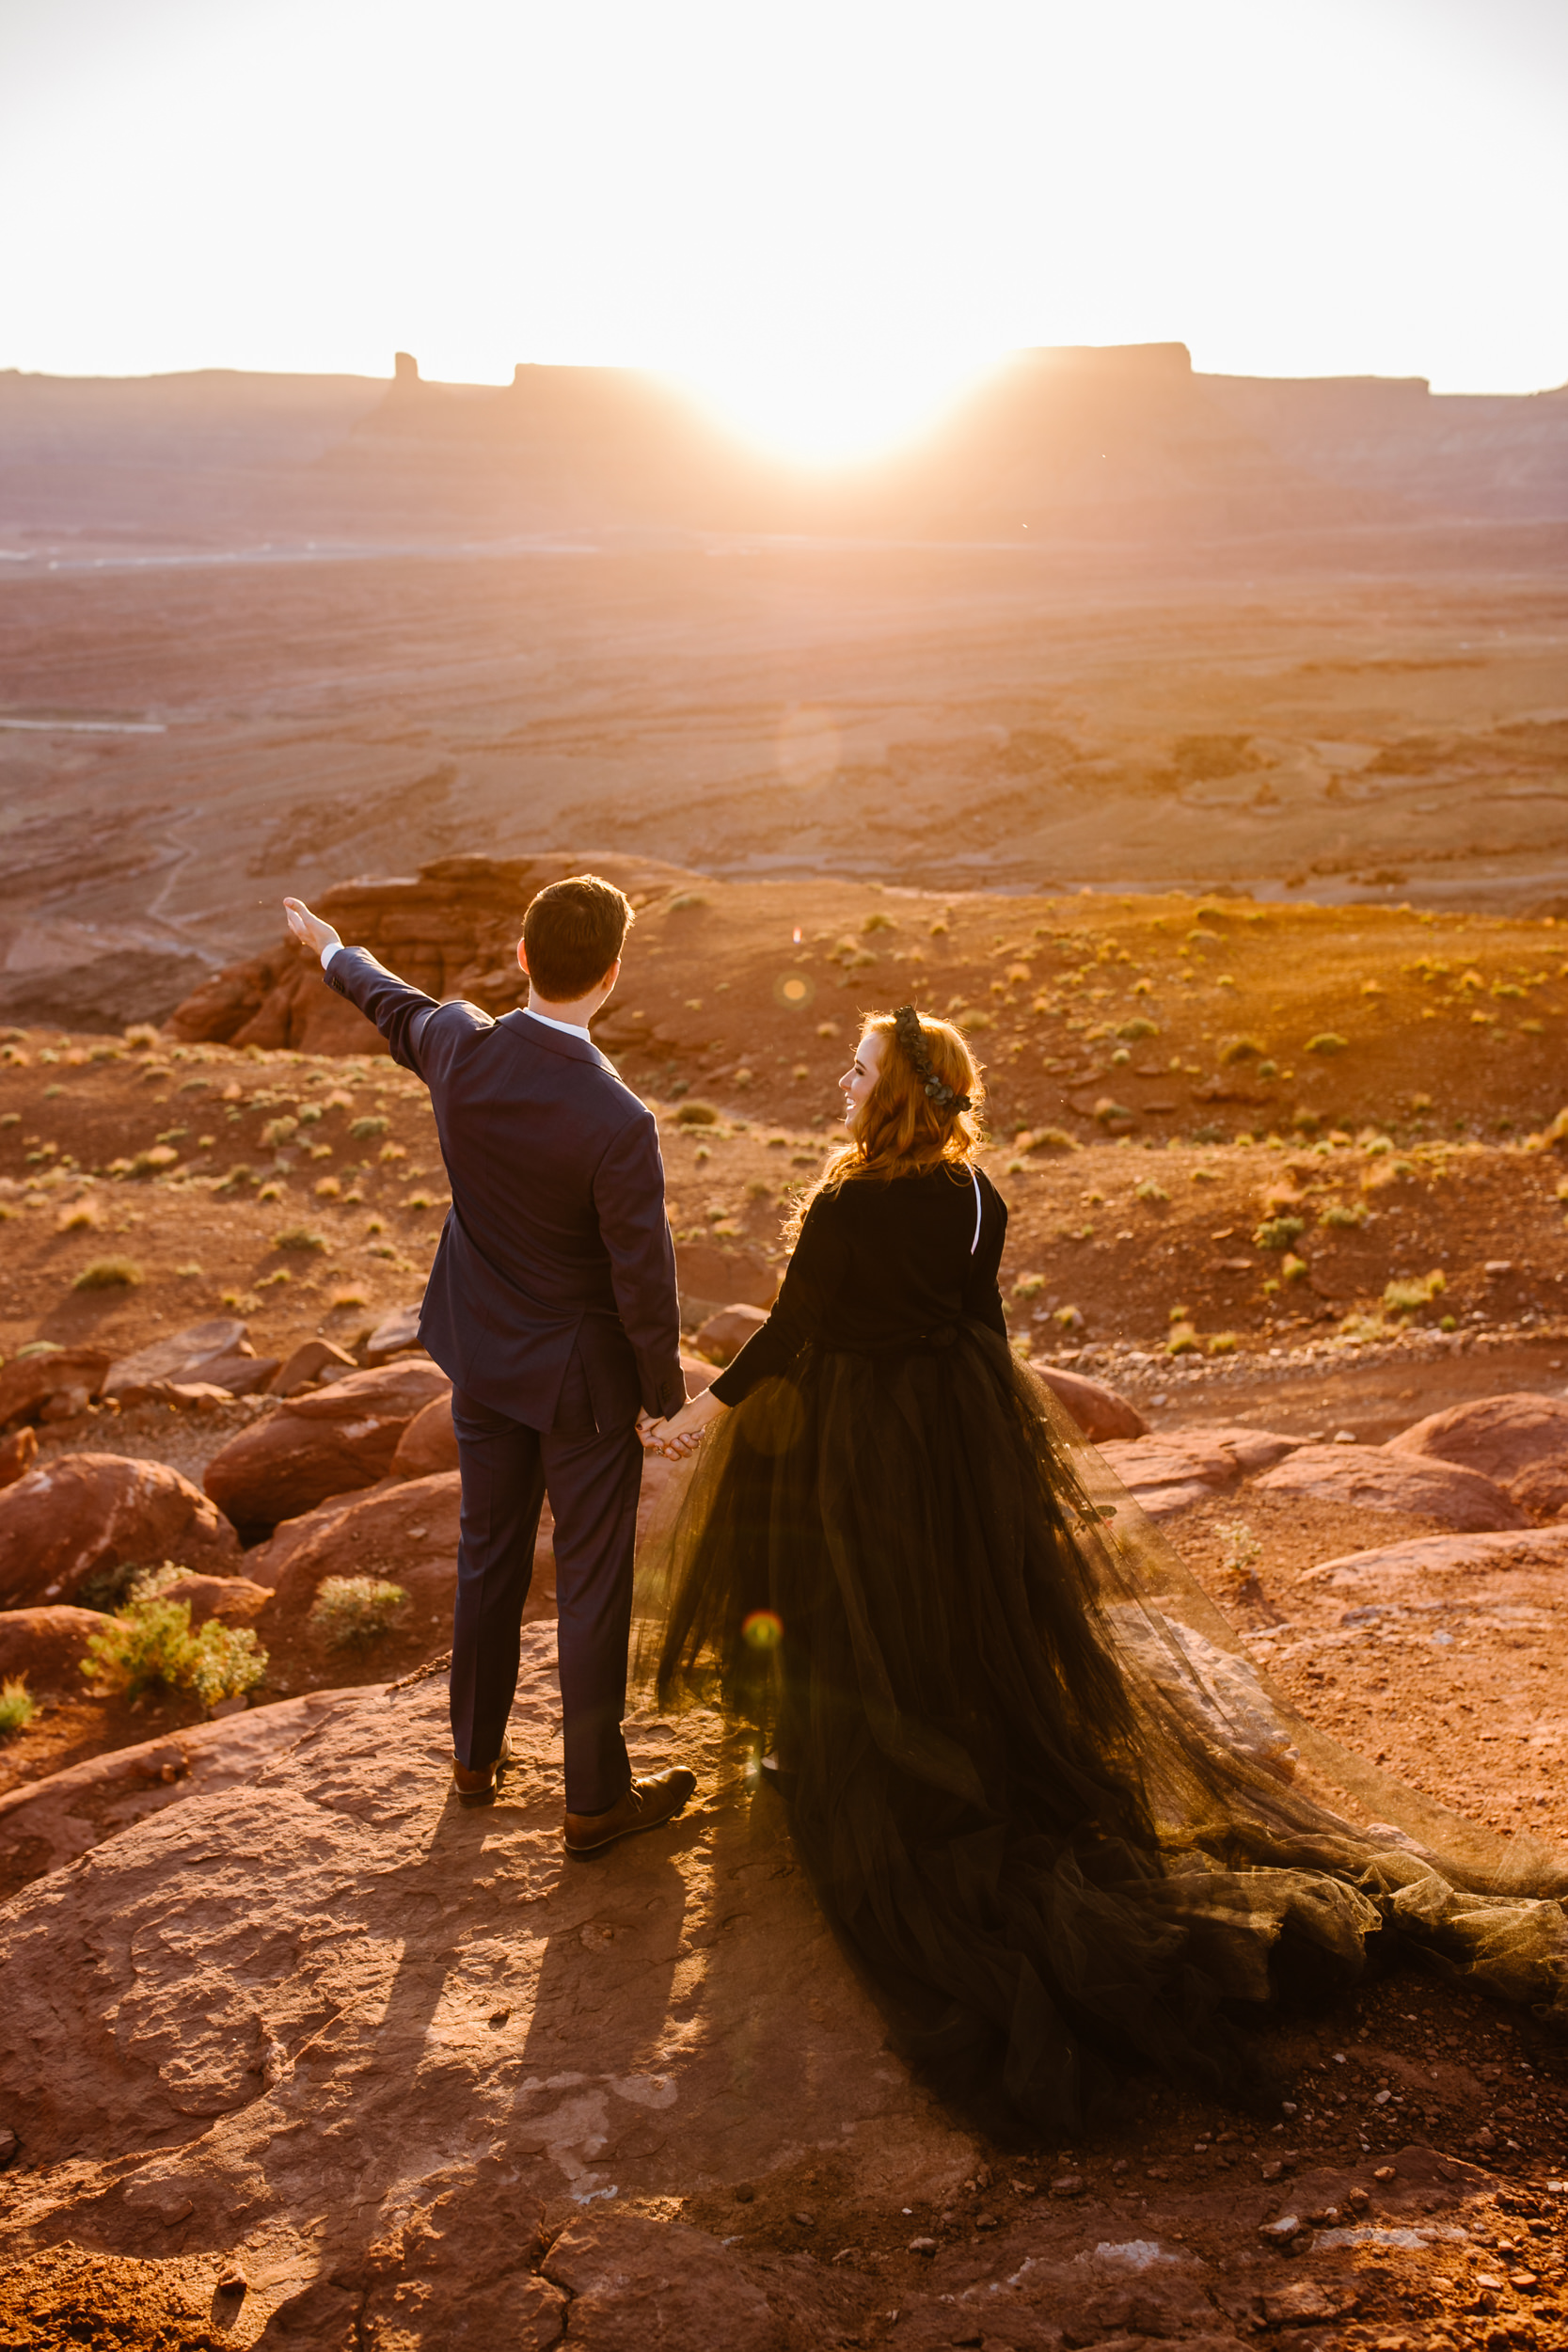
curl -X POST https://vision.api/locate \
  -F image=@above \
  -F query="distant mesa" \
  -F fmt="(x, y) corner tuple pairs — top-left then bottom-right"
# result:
(3, 339), (1564, 548)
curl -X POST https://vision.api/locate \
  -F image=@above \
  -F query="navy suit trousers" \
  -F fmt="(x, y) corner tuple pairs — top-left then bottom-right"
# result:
(449, 1354), (643, 1814)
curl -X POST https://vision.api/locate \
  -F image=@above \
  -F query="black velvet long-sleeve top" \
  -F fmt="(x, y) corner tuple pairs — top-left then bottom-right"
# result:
(710, 1161), (1009, 1406)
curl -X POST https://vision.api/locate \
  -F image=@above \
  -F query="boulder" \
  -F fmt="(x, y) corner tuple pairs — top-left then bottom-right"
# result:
(1388, 1391), (1568, 1518)
(202, 1361), (451, 1527)
(103, 1318), (251, 1401)
(1256, 1443), (1527, 1532)
(693, 1303), (767, 1366)
(0, 1454), (243, 1609)
(253, 1472), (475, 1671)
(268, 1339), (359, 1397)
(157, 1572), (271, 1629)
(0, 1605), (104, 1693)
(389, 1391), (457, 1478)
(136, 1381), (234, 1412)
(1097, 1431), (1244, 1518)
(1178, 1422), (1303, 1475)
(365, 1304), (422, 1361)
(0, 1427), (37, 1488)
(0, 1348), (111, 1431)
(675, 1240), (779, 1314)
(1299, 1524), (1568, 1592)
(1031, 1362), (1148, 1442)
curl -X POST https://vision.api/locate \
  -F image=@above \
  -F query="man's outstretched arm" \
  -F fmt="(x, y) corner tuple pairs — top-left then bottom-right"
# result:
(283, 896), (445, 1076)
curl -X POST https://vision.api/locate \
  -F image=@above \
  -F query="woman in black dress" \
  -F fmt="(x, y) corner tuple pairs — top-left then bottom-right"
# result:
(638, 1008), (1568, 2134)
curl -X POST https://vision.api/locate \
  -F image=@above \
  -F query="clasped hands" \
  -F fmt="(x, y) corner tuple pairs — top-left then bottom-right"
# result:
(638, 1387), (726, 1459)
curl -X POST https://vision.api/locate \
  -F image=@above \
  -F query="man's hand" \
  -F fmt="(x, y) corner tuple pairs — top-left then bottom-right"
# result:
(642, 1389), (726, 1459)
(283, 898), (342, 960)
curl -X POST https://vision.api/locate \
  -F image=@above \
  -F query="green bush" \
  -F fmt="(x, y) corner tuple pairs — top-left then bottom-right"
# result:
(862, 910), (897, 932)
(1320, 1200), (1368, 1229)
(1117, 1016), (1159, 1041)
(1384, 1270), (1445, 1315)
(0, 1677), (35, 1738)
(1253, 1214), (1306, 1251)
(73, 1257), (142, 1291)
(83, 1591), (267, 1706)
(1221, 1036), (1266, 1064)
(349, 1116), (389, 1141)
(673, 1100), (720, 1126)
(1306, 1033), (1348, 1056)
(309, 1575), (409, 1648)
(273, 1228), (326, 1253)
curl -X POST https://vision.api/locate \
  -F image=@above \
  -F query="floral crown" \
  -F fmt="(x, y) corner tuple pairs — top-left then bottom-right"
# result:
(893, 1005), (973, 1116)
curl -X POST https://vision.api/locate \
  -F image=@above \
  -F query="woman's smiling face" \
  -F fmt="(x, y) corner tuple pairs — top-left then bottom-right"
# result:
(839, 1028), (884, 1131)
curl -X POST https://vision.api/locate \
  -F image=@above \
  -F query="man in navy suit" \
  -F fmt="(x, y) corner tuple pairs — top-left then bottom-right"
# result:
(283, 874), (693, 1854)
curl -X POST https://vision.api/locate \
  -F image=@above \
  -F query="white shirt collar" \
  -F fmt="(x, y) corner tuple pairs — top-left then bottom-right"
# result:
(522, 1005), (592, 1041)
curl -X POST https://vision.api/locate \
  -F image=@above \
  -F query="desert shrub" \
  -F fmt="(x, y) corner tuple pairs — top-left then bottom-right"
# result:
(1306, 1033), (1348, 1056)
(1253, 1215), (1305, 1251)
(328, 1284), (369, 1310)
(83, 1593), (267, 1707)
(349, 1116), (389, 1141)
(55, 1199), (102, 1232)
(1320, 1200), (1368, 1229)
(0, 1677), (35, 1738)
(1190, 1167), (1220, 1184)
(1132, 1179), (1167, 1203)
(1281, 1253), (1308, 1282)
(129, 1146), (179, 1178)
(314, 1175), (341, 1199)
(1093, 1098), (1134, 1127)
(1207, 1332), (1239, 1356)
(1221, 1036), (1266, 1065)
(1053, 1304), (1084, 1329)
(260, 1115), (299, 1148)
(309, 1576), (409, 1648)
(1384, 1270), (1445, 1315)
(215, 1164), (254, 1192)
(1117, 1016), (1159, 1041)
(1017, 1127), (1077, 1154)
(257, 1182), (284, 1203)
(1166, 1322), (1201, 1355)
(1011, 1272), (1046, 1299)
(928, 918), (949, 936)
(73, 1257), (142, 1291)
(862, 911), (896, 933)
(296, 1103), (324, 1124)
(123, 1024), (160, 1050)
(673, 1100), (720, 1126)
(667, 892), (708, 913)
(274, 1228), (326, 1254)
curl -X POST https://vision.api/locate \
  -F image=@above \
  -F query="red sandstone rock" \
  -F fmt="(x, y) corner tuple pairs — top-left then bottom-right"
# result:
(103, 1318), (251, 1401)
(1388, 1391), (1568, 1518)
(0, 1427), (37, 1488)
(1030, 1362), (1148, 1441)
(365, 1304), (422, 1360)
(0, 1605), (103, 1692)
(202, 1361), (451, 1526)
(0, 1349), (111, 1431)
(268, 1338), (359, 1397)
(390, 1391), (458, 1478)
(167, 853), (701, 1055)
(1300, 1525), (1568, 1592)
(0, 1454), (243, 1609)
(694, 1303), (768, 1366)
(1257, 1443), (1527, 1532)
(675, 1240), (779, 1313)
(157, 1573), (271, 1628)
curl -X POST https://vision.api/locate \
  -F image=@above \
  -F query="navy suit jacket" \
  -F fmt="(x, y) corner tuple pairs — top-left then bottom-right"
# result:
(325, 947), (685, 1430)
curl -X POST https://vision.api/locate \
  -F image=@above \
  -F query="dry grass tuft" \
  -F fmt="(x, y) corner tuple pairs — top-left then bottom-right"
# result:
(73, 1256), (142, 1291)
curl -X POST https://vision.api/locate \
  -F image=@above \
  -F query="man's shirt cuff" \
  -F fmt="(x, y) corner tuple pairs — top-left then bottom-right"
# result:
(321, 941), (343, 971)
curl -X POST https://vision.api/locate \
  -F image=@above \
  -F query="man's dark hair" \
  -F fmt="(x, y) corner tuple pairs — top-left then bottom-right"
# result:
(522, 873), (633, 1001)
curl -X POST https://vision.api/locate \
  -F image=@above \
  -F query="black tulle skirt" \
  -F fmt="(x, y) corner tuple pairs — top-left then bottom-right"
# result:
(636, 1322), (1568, 2136)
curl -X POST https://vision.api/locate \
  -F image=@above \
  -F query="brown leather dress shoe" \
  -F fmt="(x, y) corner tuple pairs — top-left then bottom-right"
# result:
(563, 1767), (697, 1856)
(451, 1734), (514, 1808)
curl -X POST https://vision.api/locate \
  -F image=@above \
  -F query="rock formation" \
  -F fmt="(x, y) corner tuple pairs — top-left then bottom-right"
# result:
(167, 853), (705, 1057)
(1257, 1442), (1528, 1532)
(1388, 1391), (1568, 1518)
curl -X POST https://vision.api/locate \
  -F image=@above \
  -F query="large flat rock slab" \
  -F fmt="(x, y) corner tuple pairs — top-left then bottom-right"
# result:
(1388, 1390), (1568, 1517)
(1255, 1442), (1527, 1532)
(0, 1629), (974, 2342)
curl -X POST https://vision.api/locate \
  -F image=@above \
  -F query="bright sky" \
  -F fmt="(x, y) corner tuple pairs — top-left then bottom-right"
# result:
(1, 0), (1564, 461)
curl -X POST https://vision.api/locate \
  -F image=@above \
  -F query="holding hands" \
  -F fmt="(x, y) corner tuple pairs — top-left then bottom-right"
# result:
(639, 1387), (727, 1459)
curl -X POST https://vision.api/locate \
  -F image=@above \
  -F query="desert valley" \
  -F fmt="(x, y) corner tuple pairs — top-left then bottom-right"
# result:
(0, 345), (1565, 2349)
